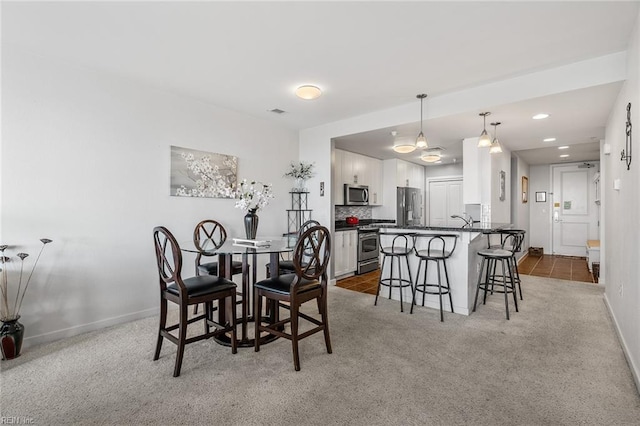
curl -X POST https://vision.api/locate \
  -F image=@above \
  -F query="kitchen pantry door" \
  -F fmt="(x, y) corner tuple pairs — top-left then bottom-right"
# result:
(429, 178), (463, 226)
(551, 163), (599, 256)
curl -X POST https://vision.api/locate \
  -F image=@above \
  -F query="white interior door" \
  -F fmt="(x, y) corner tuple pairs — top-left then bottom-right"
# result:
(551, 163), (599, 256)
(429, 179), (463, 226)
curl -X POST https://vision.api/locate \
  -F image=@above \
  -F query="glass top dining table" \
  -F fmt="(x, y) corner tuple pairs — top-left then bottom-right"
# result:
(181, 237), (293, 347)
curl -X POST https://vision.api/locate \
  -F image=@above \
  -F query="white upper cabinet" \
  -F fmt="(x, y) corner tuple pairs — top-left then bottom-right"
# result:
(396, 159), (424, 190)
(333, 149), (383, 205)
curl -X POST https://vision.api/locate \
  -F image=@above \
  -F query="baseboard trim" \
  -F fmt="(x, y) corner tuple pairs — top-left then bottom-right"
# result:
(603, 293), (640, 396)
(23, 307), (159, 349)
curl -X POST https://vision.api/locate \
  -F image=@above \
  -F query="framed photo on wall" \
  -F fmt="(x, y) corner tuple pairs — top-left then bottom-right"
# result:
(499, 170), (506, 201)
(522, 176), (529, 203)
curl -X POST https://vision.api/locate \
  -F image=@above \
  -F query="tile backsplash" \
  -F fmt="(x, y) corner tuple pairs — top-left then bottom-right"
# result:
(335, 206), (372, 220)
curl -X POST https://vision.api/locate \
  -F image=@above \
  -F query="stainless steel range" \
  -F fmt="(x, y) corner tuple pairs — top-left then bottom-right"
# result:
(357, 228), (380, 274)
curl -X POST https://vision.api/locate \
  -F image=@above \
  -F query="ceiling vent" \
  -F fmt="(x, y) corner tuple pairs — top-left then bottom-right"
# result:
(269, 108), (286, 114)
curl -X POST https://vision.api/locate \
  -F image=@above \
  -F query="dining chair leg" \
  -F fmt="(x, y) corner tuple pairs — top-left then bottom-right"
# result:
(291, 302), (301, 371)
(321, 292), (332, 354)
(174, 305), (188, 377)
(204, 302), (211, 335)
(154, 297), (167, 361)
(230, 293), (238, 354)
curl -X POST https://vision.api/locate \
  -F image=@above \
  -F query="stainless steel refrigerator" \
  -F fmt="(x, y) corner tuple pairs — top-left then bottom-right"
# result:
(397, 187), (423, 227)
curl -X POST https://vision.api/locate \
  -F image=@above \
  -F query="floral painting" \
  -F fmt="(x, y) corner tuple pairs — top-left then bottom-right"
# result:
(170, 146), (237, 198)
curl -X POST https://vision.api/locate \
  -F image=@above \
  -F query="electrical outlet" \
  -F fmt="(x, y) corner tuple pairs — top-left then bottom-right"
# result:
(618, 283), (624, 297)
(476, 262), (481, 273)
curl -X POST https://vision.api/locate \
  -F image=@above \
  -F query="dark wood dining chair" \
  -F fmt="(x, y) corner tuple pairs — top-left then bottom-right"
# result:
(265, 219), (321, 277)
(193, 220), (244, 277)
(152, 226), (237, 377)
(193, 219), (244, 314)
(254, 225), (332, 371)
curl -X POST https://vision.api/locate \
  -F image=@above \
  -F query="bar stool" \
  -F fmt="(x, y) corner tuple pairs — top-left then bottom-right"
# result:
(484, 229), (526, 300)
(375, 232), (415, 312)
(500, 230), (525, 300)
(410, 234), (458, 321)
(473, 247), (519, 319)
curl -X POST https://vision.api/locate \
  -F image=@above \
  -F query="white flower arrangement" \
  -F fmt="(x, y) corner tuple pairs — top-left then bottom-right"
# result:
(232, 179), (274, 212)
(284, 161), (315, 180)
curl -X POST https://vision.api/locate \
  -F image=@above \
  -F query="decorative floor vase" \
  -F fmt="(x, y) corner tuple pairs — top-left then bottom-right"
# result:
(1, 316), (24, 360)
(244, 209), (259, 239)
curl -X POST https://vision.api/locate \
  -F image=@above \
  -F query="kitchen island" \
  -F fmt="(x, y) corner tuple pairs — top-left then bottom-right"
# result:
(375, 223), (512, 316)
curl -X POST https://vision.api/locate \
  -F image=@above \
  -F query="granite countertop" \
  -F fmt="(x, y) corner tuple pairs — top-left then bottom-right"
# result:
(376, 223), (513, 233)
(334, 219), (395, 231)
(334, 219), (512, 233)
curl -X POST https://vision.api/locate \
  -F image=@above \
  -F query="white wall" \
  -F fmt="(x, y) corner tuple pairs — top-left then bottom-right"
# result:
(425, 162), (463, 178)
(1, 48), (299, 346)
(603, 8), (640, 392)
(510, 155), (530, 253)
(490, 148), (512, 224)
(528, 165), (551, 253)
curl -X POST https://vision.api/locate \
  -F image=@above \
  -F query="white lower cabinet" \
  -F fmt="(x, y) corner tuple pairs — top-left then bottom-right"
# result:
(334, 230), (358, 277)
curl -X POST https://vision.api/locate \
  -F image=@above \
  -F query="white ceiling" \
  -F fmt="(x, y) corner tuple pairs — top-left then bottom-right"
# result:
(3, 1), (638, 165)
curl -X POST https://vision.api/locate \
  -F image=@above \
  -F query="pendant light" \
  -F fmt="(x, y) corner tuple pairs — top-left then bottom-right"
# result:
(478, 112), (492, 147)
(416, 94), (428, 149)
(489, 122), (503, 154)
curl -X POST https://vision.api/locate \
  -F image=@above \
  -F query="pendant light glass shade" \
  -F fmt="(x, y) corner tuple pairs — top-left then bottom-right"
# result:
(416, 132), (428, 149)
(489, 122), (503, 154)
(478, 112), (492, 147)
(416, 94), (428, 149)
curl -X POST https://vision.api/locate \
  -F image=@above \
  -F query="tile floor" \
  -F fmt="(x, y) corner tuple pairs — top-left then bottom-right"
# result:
(336, 254), (596, 294)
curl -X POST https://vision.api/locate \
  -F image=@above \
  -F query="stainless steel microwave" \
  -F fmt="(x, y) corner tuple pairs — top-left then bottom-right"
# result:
(344, 184), (369, 205)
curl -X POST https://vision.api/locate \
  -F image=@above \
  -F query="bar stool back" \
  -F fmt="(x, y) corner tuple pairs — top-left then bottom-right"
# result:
(500, 230), (525, 300)
(375, 232), (415, 312)
(411, 234), (458, 321)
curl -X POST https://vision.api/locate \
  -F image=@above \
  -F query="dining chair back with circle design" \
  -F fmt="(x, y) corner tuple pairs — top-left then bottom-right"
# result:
(152, 226), (237, 377)
(192, 220), (245, 315)
(254, 225), (332, 371)
(193, 219), (245, 277)
(266, 219), (321, 277)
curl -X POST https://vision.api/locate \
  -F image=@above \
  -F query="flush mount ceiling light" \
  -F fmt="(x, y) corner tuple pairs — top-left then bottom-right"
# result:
(558, 146), (569, 150)
(295, 85), (322, 100)
(391, 131), (417, 154)
(543, 137), (556, 142)
(560, 154), (570, 158)
(420, 151), (441, 163)
(478, 112), (492, 147)
(532, 113), (550, 120)
(489, 122), (503, 154)
(416, 94), (428, 149)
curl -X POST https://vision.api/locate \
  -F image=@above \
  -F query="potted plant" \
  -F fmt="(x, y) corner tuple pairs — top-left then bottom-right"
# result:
(0, 238), (53, 360)
(284, 161), (315, 192)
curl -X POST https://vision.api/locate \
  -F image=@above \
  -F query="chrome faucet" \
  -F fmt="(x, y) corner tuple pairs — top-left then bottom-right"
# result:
(451, 213), (474, 228)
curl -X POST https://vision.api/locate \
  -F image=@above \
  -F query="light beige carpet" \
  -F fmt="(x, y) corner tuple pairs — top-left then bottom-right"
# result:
(1, 275), (639, 425)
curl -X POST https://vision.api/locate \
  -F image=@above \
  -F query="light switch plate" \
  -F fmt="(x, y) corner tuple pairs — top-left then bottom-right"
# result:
(613, 178), (621, 191)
